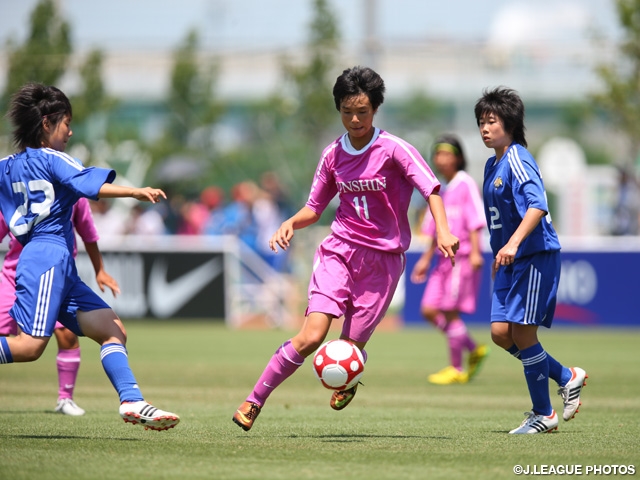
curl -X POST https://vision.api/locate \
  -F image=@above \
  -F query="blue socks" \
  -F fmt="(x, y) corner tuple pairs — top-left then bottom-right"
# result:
(100, 343), (143, 403)
(0, 337), (13, 363)
(520, 343), (552, 416)
(507, 343), (571, 386)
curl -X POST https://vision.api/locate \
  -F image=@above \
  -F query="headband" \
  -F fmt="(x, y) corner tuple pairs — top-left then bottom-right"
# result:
(433, 143), (460, 155)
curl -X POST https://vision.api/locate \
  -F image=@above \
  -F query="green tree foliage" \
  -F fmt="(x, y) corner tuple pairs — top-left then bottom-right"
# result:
(282, 0), (341, 144)
(592, 0), (640, 160)
(70, 50), (115, 124)
(166, 29), (222, 148)
(2, 0), (71, 105)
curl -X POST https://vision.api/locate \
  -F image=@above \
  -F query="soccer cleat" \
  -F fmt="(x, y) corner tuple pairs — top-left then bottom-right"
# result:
(330, 383), (359, 411)
(55, 398), (85, 416)
(427, 366), (469, 385)
(232, 401), (262, 431)
(509, 410), (559, 434)
(119, 401), (180, 431)
(557, 367), (588, 421)
(467, 344), (490, 381)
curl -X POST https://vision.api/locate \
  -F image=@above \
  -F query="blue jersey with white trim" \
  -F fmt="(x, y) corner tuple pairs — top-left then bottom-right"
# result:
(482, 143), (561, 258)
(0, 147), (115, 251)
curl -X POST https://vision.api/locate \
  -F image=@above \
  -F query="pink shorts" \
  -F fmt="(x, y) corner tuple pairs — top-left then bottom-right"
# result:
(0, 272), (17, 336)
(421, 254), (481, 314)
(0, 271), (63, 336)
(306, 234), (405, 343)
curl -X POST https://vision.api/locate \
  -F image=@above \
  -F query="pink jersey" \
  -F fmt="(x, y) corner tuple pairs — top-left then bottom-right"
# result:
(422, 170), (485, 256)
(0, 198), (99, 281)
(306, 128), (440, 254)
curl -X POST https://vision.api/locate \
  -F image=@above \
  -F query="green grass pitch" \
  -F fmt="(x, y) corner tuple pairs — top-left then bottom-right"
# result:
(0, 321), (638, 479)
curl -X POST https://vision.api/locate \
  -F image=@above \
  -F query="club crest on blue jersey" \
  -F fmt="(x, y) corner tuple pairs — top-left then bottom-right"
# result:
(493, 176), (503, 189)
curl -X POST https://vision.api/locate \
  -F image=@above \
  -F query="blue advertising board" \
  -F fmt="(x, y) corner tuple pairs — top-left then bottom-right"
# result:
(403, 247), (640, 327)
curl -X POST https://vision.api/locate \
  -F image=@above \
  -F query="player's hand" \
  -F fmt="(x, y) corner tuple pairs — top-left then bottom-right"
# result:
(437, 232), (460, 267)
(269, 221), (295, 252)
(494, 242), (517, 270)
(410, 255), (432, 284)
(132, 187), (167, 203)
(470, 251), (484, 270)
(96, 270), (121, 297)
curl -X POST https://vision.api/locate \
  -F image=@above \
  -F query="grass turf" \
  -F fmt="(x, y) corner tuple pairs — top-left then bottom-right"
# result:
(0, 322), (638, 479)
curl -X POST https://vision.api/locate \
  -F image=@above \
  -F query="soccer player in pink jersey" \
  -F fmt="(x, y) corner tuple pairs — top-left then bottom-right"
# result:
(0, 197), (120, 415)
(233, 66), (460, 431)
(410, 134), (490, 385)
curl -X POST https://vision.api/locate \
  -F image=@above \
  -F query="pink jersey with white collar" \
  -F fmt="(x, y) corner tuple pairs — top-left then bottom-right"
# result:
(422, 170), (486, 256)
(306, 128), (440, 254)
(0, 197), (99, 280)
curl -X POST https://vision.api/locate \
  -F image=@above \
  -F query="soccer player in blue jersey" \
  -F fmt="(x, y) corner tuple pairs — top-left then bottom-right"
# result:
(0, 83), (179, 431)
(475, 87), (587, 434)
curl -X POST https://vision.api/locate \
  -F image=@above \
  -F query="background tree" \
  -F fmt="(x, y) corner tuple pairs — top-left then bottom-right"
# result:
(281, 0), (341, 146)
(592, 0), (640, 164)
(166, 29), (222, 149)
(2, 0), (71, 105)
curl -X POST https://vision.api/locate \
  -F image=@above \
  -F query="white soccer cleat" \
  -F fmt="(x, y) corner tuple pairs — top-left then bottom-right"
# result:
(557, 367), (588, 421)
(119, 401), (180, 431)
(55, 398), (86, 416)
(509, 410), (558, 434)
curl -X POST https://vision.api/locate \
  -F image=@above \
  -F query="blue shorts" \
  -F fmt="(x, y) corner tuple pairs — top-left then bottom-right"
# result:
(491, 251), (560, 328)
(10, 238), (110, 337)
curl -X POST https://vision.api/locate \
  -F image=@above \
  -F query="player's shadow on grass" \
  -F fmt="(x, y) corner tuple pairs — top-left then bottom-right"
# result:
(2, 434), (142, 442)
(285, 434), (451, 442)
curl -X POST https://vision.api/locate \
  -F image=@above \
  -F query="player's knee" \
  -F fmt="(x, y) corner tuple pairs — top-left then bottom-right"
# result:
(490, 330), (511, 349)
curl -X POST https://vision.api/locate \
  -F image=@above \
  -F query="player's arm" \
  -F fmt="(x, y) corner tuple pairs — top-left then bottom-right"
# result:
(269, 206), (320, 253)
(493, 207), (546, 271)
(469, 228), (484, 270)
(84, 241), (121, 297)
(426, 193), (459, 266)
(98, 184), (166, 203)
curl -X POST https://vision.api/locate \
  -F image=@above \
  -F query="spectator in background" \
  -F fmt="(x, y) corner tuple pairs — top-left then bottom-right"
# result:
(611, 166), (640, 236)
(90, 198), (127, 237)
(125, 204), (167, 235)
(205, 181), (258, 250)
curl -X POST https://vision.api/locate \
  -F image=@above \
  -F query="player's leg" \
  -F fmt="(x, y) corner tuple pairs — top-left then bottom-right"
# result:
(330, 246), (403, 410)
(233, 311), (333, 431)
(427, 310), (470, 385)
(53, 324), (85, 416)
(0, 333), (49, 363)
(76, 307), (179, 430)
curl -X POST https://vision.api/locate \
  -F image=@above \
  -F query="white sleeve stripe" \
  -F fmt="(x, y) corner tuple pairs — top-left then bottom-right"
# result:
(310, 142), (339, 198)
(379, 133), (437, 181)
(43, 148), (83, 171)
(507, 147), (529, 184)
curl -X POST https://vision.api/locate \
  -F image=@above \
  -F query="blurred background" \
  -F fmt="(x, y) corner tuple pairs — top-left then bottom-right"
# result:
(0, 0), (638, 328)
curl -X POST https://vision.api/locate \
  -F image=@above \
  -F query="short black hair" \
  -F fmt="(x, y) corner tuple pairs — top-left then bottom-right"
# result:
(7, 83), (72, 151)
(432, 133), (467, 171)
(332, 66), (385, 111)
(474, 86), (527, 148)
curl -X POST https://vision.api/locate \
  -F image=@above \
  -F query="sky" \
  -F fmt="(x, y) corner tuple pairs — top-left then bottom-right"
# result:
(0, 0), (621, 53)
(0, 0), (624, 102)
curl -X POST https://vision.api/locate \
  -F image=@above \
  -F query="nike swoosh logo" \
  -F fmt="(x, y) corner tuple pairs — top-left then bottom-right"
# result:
(148, 257), (222, 318)
(263, 382), (274, 388)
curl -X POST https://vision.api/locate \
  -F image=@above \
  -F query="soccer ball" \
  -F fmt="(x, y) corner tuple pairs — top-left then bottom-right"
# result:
(312, 339), (365, 390)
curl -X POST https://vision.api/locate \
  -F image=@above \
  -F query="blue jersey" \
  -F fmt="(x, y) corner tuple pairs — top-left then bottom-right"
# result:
(482, 144), (561, 258)
(0, 147), (115, 251)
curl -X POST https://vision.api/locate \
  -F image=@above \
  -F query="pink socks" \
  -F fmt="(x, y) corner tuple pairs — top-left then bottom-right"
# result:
(56, 347), (81, 400)
(443, 319), (476, 371)
(248, 340), (305, 406)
